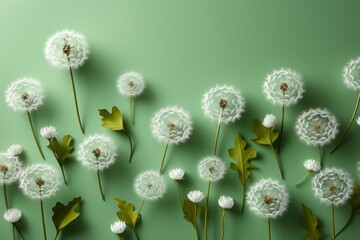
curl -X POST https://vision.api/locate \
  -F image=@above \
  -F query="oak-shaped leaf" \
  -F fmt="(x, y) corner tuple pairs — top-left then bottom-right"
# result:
(300, 204), (322, 240)
(252, 119), (279, 145)
(182, 199), (201, 228)
(52, 197), (82, 238)
(115, 197), (140, 229)
(49, 135), (74, 165)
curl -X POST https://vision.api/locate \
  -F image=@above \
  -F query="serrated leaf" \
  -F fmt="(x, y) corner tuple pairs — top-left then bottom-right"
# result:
(300, 204), (322, 240)
(99, 106), (125, 131)
(228, 134), (257, 185)
(49, 135), (74, 165)
(115, 197), (140, 229)
(350, 185), (360, 213)
(52, 197), (82, 231)
(182, 199), (201, 228)
(252, 119), (279, 145)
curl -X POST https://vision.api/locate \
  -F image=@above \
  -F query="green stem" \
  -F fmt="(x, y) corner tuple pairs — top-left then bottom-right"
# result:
(213, 109), (223, 156)
(318, 146), (323, 167)
(3, 176), (9, 209)
(204, 181), (211, 240)
(268, 217), (271, 240)
(12, 223), (15, 240)
(330, 92), (360, 154)
(40, 198), (47, 240)
(277, 101), (285, 153)
(241, 183), (246, 214)
(124, 131), (134, 164)
(130, 95), (133, 126)
(97, 169), (105, 201)
(159, 142), (169, 174)
(14, 223), (26, 240)
(68, 58), (84, 134)
(27, 111), (45, 160)
(176, 181), (182, 208)
(332, 205), (335, 240)
(134, 229), (140, 240)
(221, 209), (227, 240)
(335, 212), (354, 237)
(49, 140), (67, 185)
(138, 198), (145, 214)
(295, 172), (311, 187)
(270, 142), (284, 180)
(194, 203), (199, 240)
(53, 231), (59, 240)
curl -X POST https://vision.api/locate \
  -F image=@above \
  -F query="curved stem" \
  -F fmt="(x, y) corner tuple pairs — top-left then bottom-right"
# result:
(124, 131), (134, 164)
(204, 181), (211, 240)
(40, 198), (47, 240)
(277, 102), (285, 153)
(270, 142), (284, 180)
(295, 172), (311, 187)
(267, 217), (271, 240)
(241, 182), (246, 214)
(97, 169), (105, 201)
(331, 204), (335, 240)
(159, 142), (169, 174)
(330, 92), (360, 154)
(134, 229), (140, 240)
(213, 109), (223, 156)
(318, 146), (323, 167)
(194, 203), (199, 240)
(176, 181), (182, 208)
(53, 231), (59, 240)
(14, 223), (25, 240)
(130, 96), (133, 126)
(12, 223), (15, 240)
(3, 177), (9, 209)
(68, 60), (84, 134)
(27, 111), (45, 160)
(49, 140), (67, 185)
(221, 209), (226, 240)
(335, 212), (354, 237)
(138, 198), (145, 214)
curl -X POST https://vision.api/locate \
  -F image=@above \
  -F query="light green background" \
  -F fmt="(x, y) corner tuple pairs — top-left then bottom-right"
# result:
(1, 0), (360, 239)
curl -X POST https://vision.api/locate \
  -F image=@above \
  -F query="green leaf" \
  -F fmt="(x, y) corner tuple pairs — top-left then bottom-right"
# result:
(300, 204), (322, 240)
(99, 106), (125, 131)
(49, 135), (74, 165)
(182, 199), (201, 228)
(350, 185), (360, 213)
(52, 197), (82, 232)
(115, 197), (140, 229)
(252, 119), (279, 145)
(228, 134), (257, 185)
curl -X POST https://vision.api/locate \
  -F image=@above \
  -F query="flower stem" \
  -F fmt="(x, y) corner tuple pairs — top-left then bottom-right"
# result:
(331, 204), (335, 240)
(130, 95), (133, 126)
(49, 140), (67, 185)
(277, 101), (285, 154)
(221, 209), (227, 240)
(138, 198), (145, 214)
(270, 142), (284, 180)
(176, 181), (182, 208)
(3, 176), (9, 209)
(330, 92), (360, 154)
(68, 59), (84, 134)
(241, 182), (246, 214)
(53, 231), (59, 240)
(267, 217), (271, 240)
(335, 212), (354, 237)
(13, 223), (25, 240)
(12, 223), (15, 240)
(124, 131), (134, 164)
(97, 169), (105, 201)
(213, 109), (223, 156)
(159, 142), (169, 174)
(27, 111), (45, 160)
(134, 229), (140, 240)
(295, 172), (310, 187)
(40, 198), (47, 240)
(318, 146), (323, 167)
(194, 203), (199, 240)
(204, 181), (211, 240)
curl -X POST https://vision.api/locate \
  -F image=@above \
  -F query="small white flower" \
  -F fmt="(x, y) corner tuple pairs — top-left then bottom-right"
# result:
(3, 208), (22, 223)
(6, 145), (22, 157)
(19, 163), (61, 199)
(303, 159), (321, 172)
(343, 57), (360, 91)
(187, 190), (204, 203)
(45, 29), (89, 69)
(117, 72), (145, 97)
(5, 78), (45, 113)
(357, 116), (360, 126)
(151, 106), (192, 144)
(202, 85), (245, 124)
(198, 156), (226, 182)
(247, 178), (289, 219)
(295, 108), (338, 146)
(40, 126), (57, 139)
(134, 170), (166, 201)
(168, 168), (185, 180)
(218, 196), (234, 209)
(262, 114), (277, 128)
(263, 68), (304, 106)
(0, 154), (22, 185)
(77, 135), (117, 171)
(110, 220), (126, 234)
(312, 167), (353, 206)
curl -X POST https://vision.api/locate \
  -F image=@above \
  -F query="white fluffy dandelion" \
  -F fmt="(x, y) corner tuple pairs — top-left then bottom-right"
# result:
(110, 220), (126, 234)
(117, 72), (145, 97)
(296, 108), (338, 147)
(218, 196), (234, 209)
(247, 178), (289, 219)
(5, 78), (44, 113)
(187, 190), (204, 203)
(262, 114), (277, 128)
(168, 168), (185, 181)
(6, 145), (22, 158)
(135, 170), (166, 201)
(344, 57), (360, 90)
(303, 159), (321, 173)
(40, 125), (57, 139)
(44, 29), (89, 69)
(312, 167), (353, 206)
(198, 156), (226, 182)
(0, 154), (22, 186)
(3, 208), (22, 223)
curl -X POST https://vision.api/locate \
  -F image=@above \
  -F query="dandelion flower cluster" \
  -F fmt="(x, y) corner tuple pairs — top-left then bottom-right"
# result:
(151, 106), (192, 144)
(218, 196), (234, 209)
(40, 125), (57, 139)
(110, 220), (126, 234)
(3, 208), (22, 223)
(262, 114), (277, 128)
(19, 163), (61, 199)
(117, 72), (145, 96)
(0, 154), (22, 185)
(77, 135), (117, 171)
(343, 57), (360, 90)
(295, 108), (338, 146)
(168, 168), (185, 180)
(6, 145), (22, 158)
(134, 170), (166, 200)
(202, 85), (245, 124)
(5, 78), (44, 112)
(247, 178), (289, 219)
(198, 156), (226, 182)
(303, 159), (321, 172)
(45, 29), (89, 69)
(187, 190), (204, 203)
(263, 68), (304, 106)
(312, 167), (353, 206)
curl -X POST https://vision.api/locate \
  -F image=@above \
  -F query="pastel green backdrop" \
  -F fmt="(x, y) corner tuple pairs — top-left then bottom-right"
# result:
(1, 0), (360, 239)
